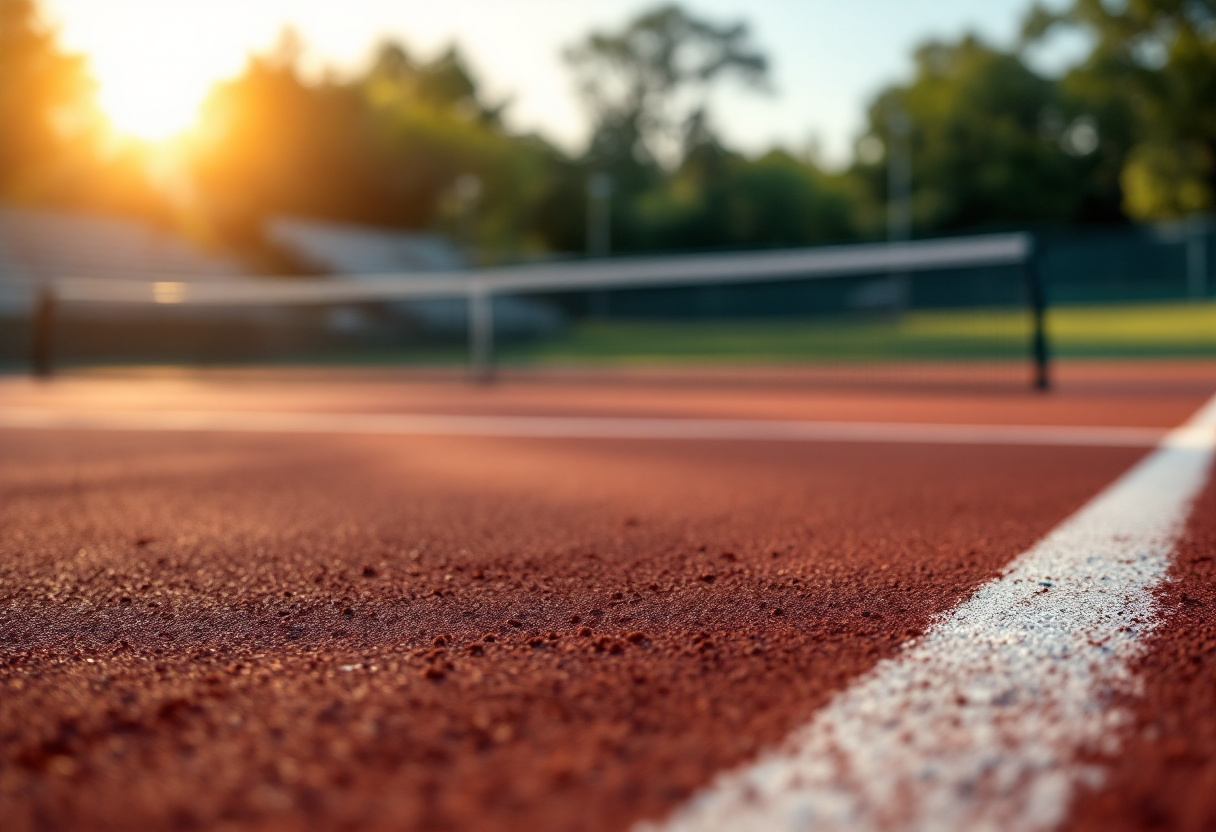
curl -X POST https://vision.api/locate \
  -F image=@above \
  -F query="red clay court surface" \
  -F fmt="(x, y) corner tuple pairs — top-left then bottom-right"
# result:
(1, 364), (1215, 831)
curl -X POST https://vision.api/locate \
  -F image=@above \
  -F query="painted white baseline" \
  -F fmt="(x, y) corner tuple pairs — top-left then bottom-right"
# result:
(640, 392), (1216, 832)
(0, 407), (1164, 448)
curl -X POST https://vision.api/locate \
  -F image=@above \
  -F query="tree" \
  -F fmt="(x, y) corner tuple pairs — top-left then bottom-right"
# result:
(635, 148), (855, 250)
(190, 34), (558, 255)
(557, 4), (773, 253)
(564, 3), (769, 169)
(1024, 0), (1216, 219)
(0, 0), (97, 198)
(850, 35), (1114, 237)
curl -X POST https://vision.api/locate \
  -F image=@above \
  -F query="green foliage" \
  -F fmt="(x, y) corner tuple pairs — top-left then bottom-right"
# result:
(550, 4), (790, 255)
(636, 147), (856, 249)
(1025, 0), (1216, 220)
(1122, 139), (1213, 217)
(564, 3), (768, 167)
(0, 0), (89, 186)
(189, 39), (557, 254)
(7, 0), (1216, 258)
(850, 35), (1118, 236)
(0, 0), (168, 217)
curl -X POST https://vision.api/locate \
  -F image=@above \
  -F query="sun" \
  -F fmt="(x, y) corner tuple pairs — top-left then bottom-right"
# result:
(95, 65), (212, 142)
(88, 33), (234, 142)
(49, 2), (254, 143)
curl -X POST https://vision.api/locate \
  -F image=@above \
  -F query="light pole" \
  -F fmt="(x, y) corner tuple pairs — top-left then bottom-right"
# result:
(586, 172), (613, 316)
(886, 105), (912, 246)
(455, 174), (482, 265)
(587, 172), (612, 257)
(886, 103), (912, 312)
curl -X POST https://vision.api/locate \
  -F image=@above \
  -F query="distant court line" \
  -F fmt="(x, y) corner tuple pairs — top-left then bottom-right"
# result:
(0, 408), (1165, 447)
(638, 394), (1216, 832)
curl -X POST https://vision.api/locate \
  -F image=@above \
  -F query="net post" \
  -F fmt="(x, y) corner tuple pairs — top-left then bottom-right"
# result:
(468, 283), (494, 383)
(1024, 235), (1050, 392)
(31, 285), (56, 378)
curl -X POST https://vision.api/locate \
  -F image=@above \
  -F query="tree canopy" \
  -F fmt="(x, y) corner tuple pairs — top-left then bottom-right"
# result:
(2, 0), (1214, 259)
(849, 35), (1122, 237)
(1024, 0), (1216, 219)
(564, 3), (768, 168)
(0, 0), (93, 192)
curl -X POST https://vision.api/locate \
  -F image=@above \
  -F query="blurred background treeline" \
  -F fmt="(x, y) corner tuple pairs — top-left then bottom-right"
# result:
(1, 0), (1213, 263)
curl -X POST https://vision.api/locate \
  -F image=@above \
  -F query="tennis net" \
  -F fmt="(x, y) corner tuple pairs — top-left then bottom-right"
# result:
(1, 232), (1047, 389)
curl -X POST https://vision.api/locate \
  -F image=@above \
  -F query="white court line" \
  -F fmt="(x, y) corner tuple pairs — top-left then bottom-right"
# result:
(640, 393), (1216, 832)
(0, 408), (1166, 447)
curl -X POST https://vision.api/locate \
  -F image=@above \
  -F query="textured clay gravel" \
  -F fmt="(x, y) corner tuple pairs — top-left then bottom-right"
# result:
(1062, 459), (1216, 832)
(0, 420), (1143, 831)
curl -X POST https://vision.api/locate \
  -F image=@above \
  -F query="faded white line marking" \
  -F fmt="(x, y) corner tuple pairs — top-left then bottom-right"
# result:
(639, 393), (1216, 832)
(0, 408), (1165, 447)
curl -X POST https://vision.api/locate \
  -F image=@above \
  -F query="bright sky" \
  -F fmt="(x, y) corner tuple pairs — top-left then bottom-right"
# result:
(44, 0), (1082, 166)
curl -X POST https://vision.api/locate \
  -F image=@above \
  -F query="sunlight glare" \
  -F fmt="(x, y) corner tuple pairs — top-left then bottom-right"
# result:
(54, 3), (254, 143)
(96, 64), (212, 142)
